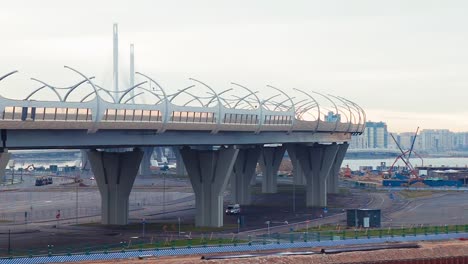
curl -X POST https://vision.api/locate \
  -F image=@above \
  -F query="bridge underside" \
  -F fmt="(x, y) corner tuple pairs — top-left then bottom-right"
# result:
(1, 129), (351, 149)
(4, 129), (351, 227)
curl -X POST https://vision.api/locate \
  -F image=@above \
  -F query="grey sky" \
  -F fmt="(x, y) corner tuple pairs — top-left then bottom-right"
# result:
(1, 0), (467, 132)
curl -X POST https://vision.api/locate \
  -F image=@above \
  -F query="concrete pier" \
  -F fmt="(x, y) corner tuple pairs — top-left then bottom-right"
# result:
(80, 150), (90, 170)
(180, 146), (239, 227)
(173, 147), (187, 176)
(259, 146), (286, 193)
(286, 145), (306, 185)
(139, 147), (153, 176)
(87, 148), (143, 225)
(0, 150), (10, 183)
(295, 143), (339, 207)
(328, 143), (349, 194)
(231, 146), (262, 205)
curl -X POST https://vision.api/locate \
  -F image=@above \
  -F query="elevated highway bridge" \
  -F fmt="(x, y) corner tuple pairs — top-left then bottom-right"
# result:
(0, 24), (365, 228)
(0, 68), (365, 228)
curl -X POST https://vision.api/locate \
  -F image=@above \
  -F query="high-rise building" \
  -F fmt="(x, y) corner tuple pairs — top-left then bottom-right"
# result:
(419, 129), (453, 152)
(349, 121), (388, 149)
(365, 121), (388, 148)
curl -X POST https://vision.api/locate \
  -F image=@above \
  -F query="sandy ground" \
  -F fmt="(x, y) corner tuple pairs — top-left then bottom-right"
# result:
(70, 240), (468, 264)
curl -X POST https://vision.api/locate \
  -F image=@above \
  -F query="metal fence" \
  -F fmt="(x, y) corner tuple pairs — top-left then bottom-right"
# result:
(1, 224), (467, 260)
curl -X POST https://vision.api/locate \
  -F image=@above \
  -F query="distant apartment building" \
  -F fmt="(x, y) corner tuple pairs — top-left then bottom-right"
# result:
(350, 121), (388, 149)
(453, 132), (468, 150)
(418, 129), (453, 152)
(350, 123), (468, 153)
(325, 111), (341, 122)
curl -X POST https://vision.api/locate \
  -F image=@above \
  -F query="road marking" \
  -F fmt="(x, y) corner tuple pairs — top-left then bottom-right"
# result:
(406, 203), (424, 212)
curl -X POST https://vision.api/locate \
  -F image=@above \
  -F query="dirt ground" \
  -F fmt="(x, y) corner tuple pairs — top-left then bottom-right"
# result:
(71, 239), (468, 264)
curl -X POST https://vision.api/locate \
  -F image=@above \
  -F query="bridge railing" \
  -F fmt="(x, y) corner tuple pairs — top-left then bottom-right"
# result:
(0, 69), (366, 134)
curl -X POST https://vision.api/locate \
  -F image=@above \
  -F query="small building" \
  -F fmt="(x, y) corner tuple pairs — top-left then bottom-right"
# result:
(347, 209), (381, 228)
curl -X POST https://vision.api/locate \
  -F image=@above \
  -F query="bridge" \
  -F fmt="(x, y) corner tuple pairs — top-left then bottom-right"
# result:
(0, 24), (365, 227)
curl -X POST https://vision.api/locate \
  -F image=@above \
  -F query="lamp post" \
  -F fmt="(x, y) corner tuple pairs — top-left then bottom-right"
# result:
(265, 221), (271, 238)
(178, 217), (181, 237)
(8, 160), (15, 185)
(20, 162), (24, 182)
(75, 184), (78, 224)
(8, 229), (11, 255)
(292, 174), (296, 214)
(162, 164), (169, 218)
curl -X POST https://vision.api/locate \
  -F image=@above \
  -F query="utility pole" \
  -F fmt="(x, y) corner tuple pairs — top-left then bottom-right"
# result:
(178, 217), (181, 237)
(75, 185), (78, 224)
(7, 229), (11, 255)
(292, 177), (296, 214)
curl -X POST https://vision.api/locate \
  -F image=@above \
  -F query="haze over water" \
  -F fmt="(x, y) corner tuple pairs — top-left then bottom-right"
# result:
(344, 157), (468, 171)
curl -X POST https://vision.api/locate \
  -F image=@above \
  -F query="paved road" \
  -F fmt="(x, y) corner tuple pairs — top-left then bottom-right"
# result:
(1, 176), (467, 254)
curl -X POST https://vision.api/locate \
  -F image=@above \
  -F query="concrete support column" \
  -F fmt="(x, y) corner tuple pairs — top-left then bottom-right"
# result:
(155, 147), (164, 161)
(328, 143), (349, 194)
(295, 143), (339, 207)
(259, 146), (286, 194)
(80, 150), (90, 170)
(173, 147), (187, 176)
(286, 145), (306, 185)
(139, 147), (153, 176)
(88, 148), (143, 225)
(180, 146), (239, 227)
(231, 146), (262, 205)
(0, 150), (11, 183)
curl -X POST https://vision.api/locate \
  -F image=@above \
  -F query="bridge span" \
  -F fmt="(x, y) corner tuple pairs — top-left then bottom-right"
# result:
(0, 68), (364, 227)
(0, 22), (366, 227)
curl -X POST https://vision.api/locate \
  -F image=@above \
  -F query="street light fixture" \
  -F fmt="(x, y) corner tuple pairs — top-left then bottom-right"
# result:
(8, 160), (15, 185)
(265, 221), (271, 238)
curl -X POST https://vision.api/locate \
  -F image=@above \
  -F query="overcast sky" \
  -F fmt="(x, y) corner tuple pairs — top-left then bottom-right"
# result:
(1, 0), (467, 132)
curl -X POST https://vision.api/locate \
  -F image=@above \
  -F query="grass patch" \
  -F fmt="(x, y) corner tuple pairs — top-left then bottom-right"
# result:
(296, 224), (468, 239)
(124, 237), (247, 250)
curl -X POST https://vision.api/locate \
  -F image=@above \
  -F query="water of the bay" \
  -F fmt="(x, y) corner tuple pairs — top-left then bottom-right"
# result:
(344, 157), (468, 170)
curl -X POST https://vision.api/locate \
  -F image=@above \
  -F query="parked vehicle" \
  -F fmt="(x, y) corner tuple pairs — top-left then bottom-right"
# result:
(35, 176), (53, 186)
(225, 204), (241, 215)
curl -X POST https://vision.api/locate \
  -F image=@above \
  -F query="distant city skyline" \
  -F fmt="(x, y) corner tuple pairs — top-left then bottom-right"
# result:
(1, 1), (468, 131)
(350, 120), (468, 153)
